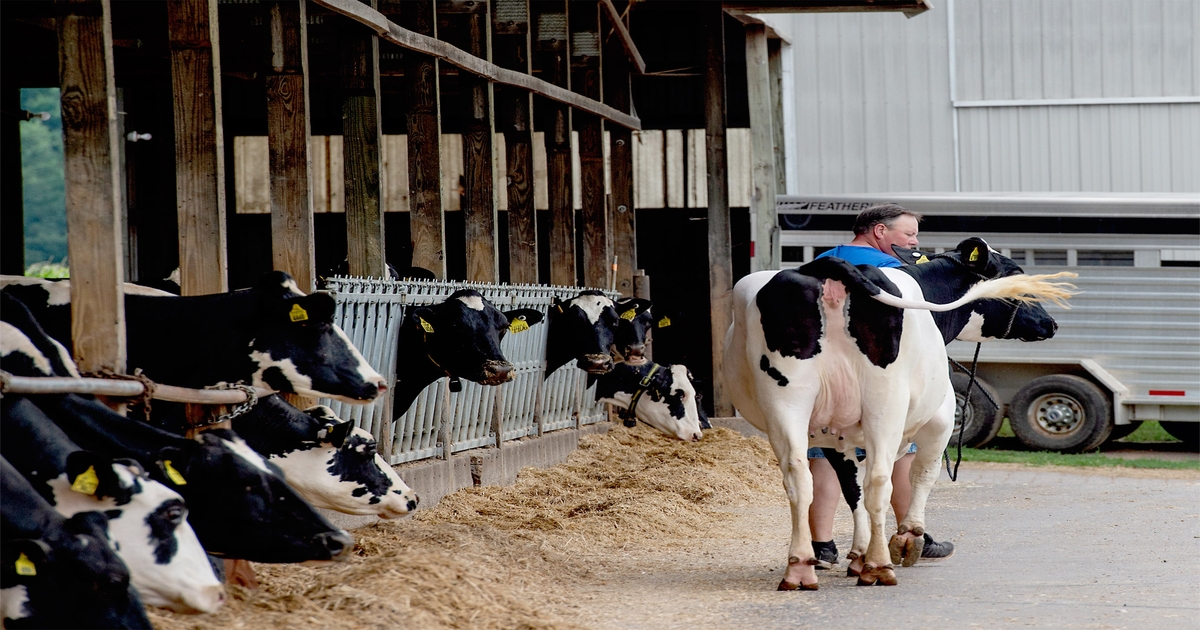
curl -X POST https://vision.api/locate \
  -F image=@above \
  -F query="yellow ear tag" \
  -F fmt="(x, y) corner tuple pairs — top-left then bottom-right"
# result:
(419, 317), (434, 333)
(15, 553), (35, 576)
(969, 247), (980, 262)
(916, 255), (931, 264)
(71, 465), (99, 496)
(509, 318), (530, 334)
(289, 304), (309, 323)
(620, 309), (637, 321)
(657, 316), (671, 329)
(163, 460), (187, 486)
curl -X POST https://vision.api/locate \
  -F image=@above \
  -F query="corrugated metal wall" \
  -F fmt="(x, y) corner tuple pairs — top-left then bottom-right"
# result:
(771, 0), (1200, 194)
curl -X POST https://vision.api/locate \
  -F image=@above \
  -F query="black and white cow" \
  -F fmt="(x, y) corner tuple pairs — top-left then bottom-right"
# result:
(723, 238), (1074, 590)
(545, 291), (651, 376)
(595, 362), (706, 442)
(2, 457), (152, 629)
(1, 271), (387, 403)
(1, 395), (223, 614)
(230, 397), (418, 518)
(393, 289), (543, 414)
(612, 297), (655, 364)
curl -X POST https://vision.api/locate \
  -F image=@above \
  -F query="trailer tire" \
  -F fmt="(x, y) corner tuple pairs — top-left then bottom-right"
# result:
(1009, 375), (1112, 453)
(1160, 422), (1199, 450)
(950, 373), (1002, 447)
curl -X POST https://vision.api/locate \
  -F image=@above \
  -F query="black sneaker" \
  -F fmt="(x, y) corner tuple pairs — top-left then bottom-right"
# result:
(919, 533), (954, 560)
(812, 540), (839, 569)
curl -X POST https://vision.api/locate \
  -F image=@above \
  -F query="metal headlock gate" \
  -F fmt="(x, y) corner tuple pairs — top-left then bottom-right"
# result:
(317, 277), (616, 466)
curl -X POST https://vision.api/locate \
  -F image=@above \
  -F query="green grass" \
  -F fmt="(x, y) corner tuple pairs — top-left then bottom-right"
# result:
(1120, 421), (1179, 443)
(955, 447), (1198, 470)
(24, 261), (69, 278)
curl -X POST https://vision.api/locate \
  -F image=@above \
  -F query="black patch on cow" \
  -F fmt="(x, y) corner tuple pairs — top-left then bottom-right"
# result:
(260, 366), (293, 392)
(844, 266), (905, 368)
(822, 448), (863, 511)
(759, 355), (789, 387)
(755, 270), (824, 360)
(325, 432), (391, 504)
(145, 499), (184, 565)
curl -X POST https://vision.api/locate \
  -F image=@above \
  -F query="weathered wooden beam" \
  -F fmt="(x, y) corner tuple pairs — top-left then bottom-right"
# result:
(603, 5), (634, 297)
(598, 0), (644, 74)
(312, 0), (640, 129)
(703, 2), (733, 417)
(58, 0), (126, 373)
(1, 87), (23, 275)
(494, 0), (537, 284)
(573, 4), (606, 290)
(745, 23), (777, 274)
(769, 37), (787, 198)
(168, 0), (227, 295)
(462, 5), (498, 282)
(393, 0), (446, 278)
(265, 0), (316, 292)
(340, 0), (386, 278)
(537, 2), (575, 286)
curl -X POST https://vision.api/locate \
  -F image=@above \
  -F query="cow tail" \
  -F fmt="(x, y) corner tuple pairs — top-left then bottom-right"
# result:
(868, 272), (1078, 312)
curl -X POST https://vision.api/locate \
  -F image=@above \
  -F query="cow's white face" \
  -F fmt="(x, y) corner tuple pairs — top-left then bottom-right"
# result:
(49, 463), (224, 614)
(268, 425), (417, 519)
(600, 365), (704, 442)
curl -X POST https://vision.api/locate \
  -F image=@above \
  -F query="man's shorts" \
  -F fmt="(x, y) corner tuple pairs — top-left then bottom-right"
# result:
(807, 443), (918, 459)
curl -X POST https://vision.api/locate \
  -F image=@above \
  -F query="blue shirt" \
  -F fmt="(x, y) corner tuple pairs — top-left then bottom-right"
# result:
(814, 245), (903, 268)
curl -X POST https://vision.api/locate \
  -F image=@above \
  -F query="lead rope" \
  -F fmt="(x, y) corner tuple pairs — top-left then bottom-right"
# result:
(943, 342), (983, 482)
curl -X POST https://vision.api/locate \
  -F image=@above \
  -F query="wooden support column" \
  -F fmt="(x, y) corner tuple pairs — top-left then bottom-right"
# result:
(768, 37), (787, 200)
(1, 87), (23, 275)
(341, 0), (386, 278)
(266, 0), (316, 292)
(168, 0), (227, 295)
(494, 0), (537, 285)
(572, 4), (606, 289)
(703, 3), (732, 417)
(536, 2), (574, 286)
(398, 0), (445, 278)
(603, 3), (634, 297)
(462, 3), (497, 283)
(745, 24), (777, 274)
(58, 0), (126, 373)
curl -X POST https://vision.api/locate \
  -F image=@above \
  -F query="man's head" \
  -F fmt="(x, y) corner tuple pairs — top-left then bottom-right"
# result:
(851, 203), (922, 253)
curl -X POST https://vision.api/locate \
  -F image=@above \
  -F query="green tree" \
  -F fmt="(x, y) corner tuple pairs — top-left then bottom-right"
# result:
(20, 88), (66, 267)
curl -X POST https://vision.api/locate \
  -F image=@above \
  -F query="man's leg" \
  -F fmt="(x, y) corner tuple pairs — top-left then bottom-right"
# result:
(808, 450), (840, 568)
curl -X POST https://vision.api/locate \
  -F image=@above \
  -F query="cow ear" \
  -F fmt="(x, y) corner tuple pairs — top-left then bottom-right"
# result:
(64, 451), (119, 498)
(890, 245), (935, 266)
(409, 307), (437, 334)
(614, 298), (652, 321)
(502, 309), (544, 334)
(303, 405), (341, 425)
(287, 292), (336, 325)
(956, 238), (991, 271)
(322, 421), (355, 447)
(4, 539), (49, 579)
(154, 447), (192, 488)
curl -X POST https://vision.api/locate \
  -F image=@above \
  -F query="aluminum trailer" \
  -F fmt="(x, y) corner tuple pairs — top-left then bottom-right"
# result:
(775, 192), (1200, 452)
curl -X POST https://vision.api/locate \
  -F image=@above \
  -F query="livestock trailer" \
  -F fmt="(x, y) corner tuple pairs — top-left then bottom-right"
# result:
(775, 192), (1200, 452)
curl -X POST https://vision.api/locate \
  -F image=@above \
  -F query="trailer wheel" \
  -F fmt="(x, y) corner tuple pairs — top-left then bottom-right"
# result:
(1009, 375), (1112, 453)
(1160, 422), (1199, 450)
(950, 373), (1002, 447)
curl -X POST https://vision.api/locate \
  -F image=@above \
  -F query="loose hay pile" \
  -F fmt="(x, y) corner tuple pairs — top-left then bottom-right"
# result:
(149, 426), (779, 630)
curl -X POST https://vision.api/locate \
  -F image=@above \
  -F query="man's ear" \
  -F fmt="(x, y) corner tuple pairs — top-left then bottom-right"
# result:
(956, 238), (991, 271)
(891, 245), (935, 265)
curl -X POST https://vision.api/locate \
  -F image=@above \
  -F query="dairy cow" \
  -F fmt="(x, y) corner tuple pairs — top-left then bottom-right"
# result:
(393, 289), (543, 414)
(545, 291), (651, 376)
(2, 457), (152, 629)
(1, 271), (386, 403)
(230, 396), (418, 518)
(595, 362), (705, 442)
(723, 238), (1074, 590)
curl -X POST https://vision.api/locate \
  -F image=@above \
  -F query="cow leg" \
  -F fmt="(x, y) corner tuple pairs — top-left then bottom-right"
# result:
(764, 407), (820, 591)
(857, 419), (904, 586)
(892, 390), (955, 566)
(822, 448), (869, 576)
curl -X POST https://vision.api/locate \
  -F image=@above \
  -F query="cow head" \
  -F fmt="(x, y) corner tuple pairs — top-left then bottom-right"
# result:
(612, 297), (654, 365)
(247, 271), (387, 404)
(232, 399), (419, 519)
(895, 239), (1060, 344)
(596, 363), (704, 442)
(546, 290), (623, 376)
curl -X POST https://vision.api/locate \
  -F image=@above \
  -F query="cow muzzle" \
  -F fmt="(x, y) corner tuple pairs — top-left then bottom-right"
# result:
(478, 360), (515, 385)
(577, 353), (614, 374)
(624, 344), (648, 366)
(317, 530), (355, 561)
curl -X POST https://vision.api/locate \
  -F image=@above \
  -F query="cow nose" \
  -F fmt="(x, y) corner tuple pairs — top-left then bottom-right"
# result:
(691, 432), (703, 442)
(407, 497), (419, 512)
(481, 360), (514, 384)
(374, 380), (388, 394)
(578, 353), (613, 374)
(318, 530), (355, 560)
(185, 585), (227, 614)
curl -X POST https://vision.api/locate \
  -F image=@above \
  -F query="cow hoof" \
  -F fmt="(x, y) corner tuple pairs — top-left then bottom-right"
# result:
(847, 557), (864, 577)
(855, 564), (897, 587)
(889, 531), (922, 566)
(778, 580), (819, 591)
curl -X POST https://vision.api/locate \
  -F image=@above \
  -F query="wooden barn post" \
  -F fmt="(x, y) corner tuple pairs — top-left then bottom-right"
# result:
(703, 2), (733, 417)
(603, 1), (636, 297)
(58, 0), (126, 373)
(494, 0), (538, 285)
(397, 0), (446, 279)
(536, 1), (575, 287)
(572, 3), (607, 290)
(168, 0), (228, 295)
(265, 0), (316, 292)
(769, 37), (787, 200)
(461, 0), (498, 283)
(341, 0), (386, 278)
(745, 23), (778, 273)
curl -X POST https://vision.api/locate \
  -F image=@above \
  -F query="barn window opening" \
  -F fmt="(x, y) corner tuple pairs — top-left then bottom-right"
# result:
(18, 87), (67, 276)
(782, 246), (805, 262)
(1076, 250), (1134, 267)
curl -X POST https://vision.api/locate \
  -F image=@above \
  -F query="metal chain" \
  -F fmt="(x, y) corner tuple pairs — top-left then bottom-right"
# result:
(198, 383), (259, 427)
(80, 368), (157, 416)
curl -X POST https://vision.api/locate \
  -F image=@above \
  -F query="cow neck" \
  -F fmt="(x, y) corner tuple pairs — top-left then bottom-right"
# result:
(40, 393), (191, 462)
(229, 396), (316, 455)
(897, 257), (981, 344)
(393, 324), (451, 416)
(124, 291), (258, 389)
